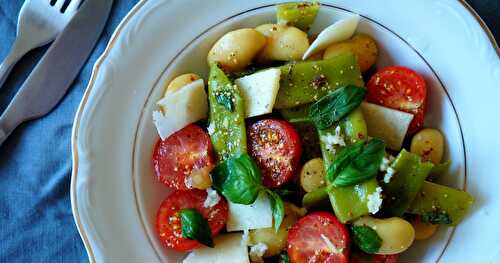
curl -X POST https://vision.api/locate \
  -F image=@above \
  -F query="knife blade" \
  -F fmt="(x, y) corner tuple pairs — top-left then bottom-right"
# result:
(0, 0), (113, 146)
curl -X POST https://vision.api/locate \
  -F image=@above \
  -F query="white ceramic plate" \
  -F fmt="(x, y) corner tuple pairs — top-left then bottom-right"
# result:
(71, 1), (500, 262)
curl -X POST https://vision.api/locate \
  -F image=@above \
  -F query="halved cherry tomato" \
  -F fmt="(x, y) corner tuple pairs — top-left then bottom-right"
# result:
(366, 66), (427, 134)
(152, 124), (215, 190)
(156, 189), (228, 251)
(247, 119), (302, 188)
(350, 252), (399, 263)
(287, 212), (350, 263)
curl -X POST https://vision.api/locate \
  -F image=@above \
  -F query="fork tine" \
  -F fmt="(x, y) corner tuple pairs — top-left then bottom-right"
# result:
(65, 0), (82, 13)
(54, 0), (64, 10)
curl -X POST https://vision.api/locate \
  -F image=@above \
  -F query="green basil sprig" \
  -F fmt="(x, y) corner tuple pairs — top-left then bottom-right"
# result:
(279, 251), (291, 263)
(422, 210), (452, 225)
(212, 154), (262, 204)
(327, 139), (386, 187)
(266, 189), (285, 231)
(211, 153), (284, 231)
(351, 225), (382, 254)
(180, 208), (214, 248)
(309, 85), (367, 129)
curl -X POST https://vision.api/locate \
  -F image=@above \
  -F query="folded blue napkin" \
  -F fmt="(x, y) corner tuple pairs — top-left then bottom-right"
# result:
(0, 1), (138, 262)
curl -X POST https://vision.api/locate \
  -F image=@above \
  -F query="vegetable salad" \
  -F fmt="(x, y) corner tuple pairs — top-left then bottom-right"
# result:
(150, 2), (474, 263)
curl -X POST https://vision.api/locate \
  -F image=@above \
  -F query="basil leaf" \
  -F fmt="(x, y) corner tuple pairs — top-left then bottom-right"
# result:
(309, 85), (367, 129)
(180, 208), (214, 248)
(212, 154), (264, 205)
(215, 91), (234, 112)
(351, 225), (382, 254)
(422, 210), (452, 224)
(211, 154), (285, 230)
(267, 189), (285, 231)
(327, 139), (386, 187)
(427, 160), (451, 182)
(279, 251), (291, 263)
(326, 141), (364, 183)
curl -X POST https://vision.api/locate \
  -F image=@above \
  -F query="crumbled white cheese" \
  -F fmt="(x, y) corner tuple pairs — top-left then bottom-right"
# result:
(235, 68), (281, 118)
(203, 188), (221, 208)
(226, 192), (273, 231)
(367, 187), (383, 214)
(360, 102), (414, 150)
(302, 14), (360, 60)
(383, 167), (396, 184)
(249, 243), (268, 263)
(153, 79), (208, 140)
(320, 126), (346, 153)
(320, 234), (343, 254)
(183, 233), (250, 263)
(184, 176), (193, 189)
(379, 154), (395, 172)
(207, 122), (215, 135)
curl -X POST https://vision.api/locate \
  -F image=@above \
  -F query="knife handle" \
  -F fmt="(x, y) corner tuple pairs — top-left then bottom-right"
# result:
(0, 113), (18, 147)
(0, 122), (12, 147)
(0, 94), (30, 147)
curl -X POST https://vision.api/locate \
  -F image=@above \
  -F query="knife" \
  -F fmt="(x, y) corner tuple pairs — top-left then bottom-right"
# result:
(0, 0), (113, 146)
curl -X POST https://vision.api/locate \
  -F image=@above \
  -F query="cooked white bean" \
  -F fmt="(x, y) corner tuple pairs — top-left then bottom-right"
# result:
(410, 128), (444, 164)
(255, 24), (309, 62)
(411, 216), (438, 240)
(189, 166), (213, 190)
(164, 73), (200, 96)
(323, 33), (378, 73)
(300, 158), (326, 192)
(249, 203), (305, 257)
(207, 28), (266, 72)
(354, 216), (415, 255)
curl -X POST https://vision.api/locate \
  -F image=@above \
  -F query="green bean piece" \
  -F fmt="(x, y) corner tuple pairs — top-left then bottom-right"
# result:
(408, 181), (474, 226)
(427, 160), (451, 182)
(207, 63), (247, 160)
(382, 150), (434, 216)
(276, 2), (320, 31)
(280, 105), (322, 159)
(318, 108), (378, 223)
(302, 187), (330, 209)
(275, 54), (364, 109)
(280, 104), (311, 124)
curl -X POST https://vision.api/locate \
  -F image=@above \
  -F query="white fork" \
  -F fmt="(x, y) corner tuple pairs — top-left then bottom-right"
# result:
(0, 0), (82, 88)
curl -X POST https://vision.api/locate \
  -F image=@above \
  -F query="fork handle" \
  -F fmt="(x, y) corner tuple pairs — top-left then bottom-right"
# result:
(0, 39), (28, 89)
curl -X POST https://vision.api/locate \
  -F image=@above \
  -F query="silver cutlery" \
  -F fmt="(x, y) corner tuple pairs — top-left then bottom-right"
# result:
(0, 0), (82, 89)
(0, 0), (114, 146)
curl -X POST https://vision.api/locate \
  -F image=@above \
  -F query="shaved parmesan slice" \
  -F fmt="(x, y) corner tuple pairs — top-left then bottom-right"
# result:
(361, 102), (414, 150)
(153, 79), (208, 140)
(183, 233), (249, 263)
(226, 192), (273, 232)
(302, 15), (360, 60)
(235, 68), (281, 118)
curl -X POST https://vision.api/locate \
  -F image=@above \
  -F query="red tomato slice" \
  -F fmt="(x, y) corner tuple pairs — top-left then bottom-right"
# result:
(287, 212), (350, 263)
(156, 189), (228, 252)
(366, 66), (427, 134)
(247, 119), (301, 188)
(152, 124), (215, 190)
(350, 252), (399, 263)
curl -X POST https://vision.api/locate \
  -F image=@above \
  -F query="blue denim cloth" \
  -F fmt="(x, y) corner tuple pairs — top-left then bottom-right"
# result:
(0, 1), (138, 262)
(0, 1), (497, 262)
